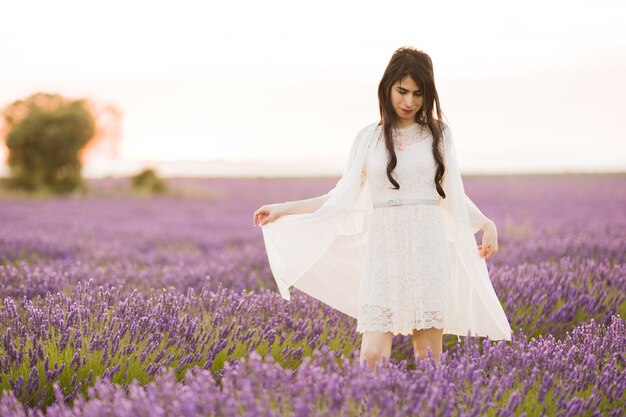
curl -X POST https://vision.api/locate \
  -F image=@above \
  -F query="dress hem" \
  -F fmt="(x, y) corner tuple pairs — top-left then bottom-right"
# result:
(356, 325), (445, 336)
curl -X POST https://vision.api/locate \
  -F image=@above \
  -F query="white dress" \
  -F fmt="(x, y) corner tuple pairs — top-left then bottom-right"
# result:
(261, 121), (513, 341)
(356, 122), (454, 336)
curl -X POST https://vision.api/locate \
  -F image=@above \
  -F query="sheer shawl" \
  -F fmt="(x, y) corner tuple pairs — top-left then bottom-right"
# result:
(260, 122), (512, 341)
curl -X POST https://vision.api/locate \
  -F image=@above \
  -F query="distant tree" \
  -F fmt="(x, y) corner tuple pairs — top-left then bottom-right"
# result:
(130, 167), (167, 195)
(1, 92), (99, 194)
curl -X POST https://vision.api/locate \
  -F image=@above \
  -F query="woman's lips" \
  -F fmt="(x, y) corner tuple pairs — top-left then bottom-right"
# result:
(401, 108), (413, 114)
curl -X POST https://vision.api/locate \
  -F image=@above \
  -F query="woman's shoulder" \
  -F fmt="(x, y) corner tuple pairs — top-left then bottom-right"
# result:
(344, 122), (378, 158)
(354, 121), (382, 144)
(356, 121), (382, 135)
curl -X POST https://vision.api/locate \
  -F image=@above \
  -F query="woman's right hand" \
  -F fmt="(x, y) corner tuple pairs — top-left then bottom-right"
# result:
(253, 203), (285, 227)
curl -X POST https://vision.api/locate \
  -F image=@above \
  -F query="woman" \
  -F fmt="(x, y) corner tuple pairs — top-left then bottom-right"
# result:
(253, 47), (511, 371)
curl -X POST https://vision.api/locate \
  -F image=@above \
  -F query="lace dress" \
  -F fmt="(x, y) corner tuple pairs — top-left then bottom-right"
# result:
(355, 122), (454, 336)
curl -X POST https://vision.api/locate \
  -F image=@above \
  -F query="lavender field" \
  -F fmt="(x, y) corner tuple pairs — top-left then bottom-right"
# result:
(0, 174), (624, 416)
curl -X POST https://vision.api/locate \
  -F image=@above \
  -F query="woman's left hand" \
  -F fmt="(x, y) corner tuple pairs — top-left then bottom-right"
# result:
(478, 220), (498, 260)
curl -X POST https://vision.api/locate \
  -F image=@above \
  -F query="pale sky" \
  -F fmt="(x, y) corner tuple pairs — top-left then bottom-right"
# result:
(0, 0), (624, 177)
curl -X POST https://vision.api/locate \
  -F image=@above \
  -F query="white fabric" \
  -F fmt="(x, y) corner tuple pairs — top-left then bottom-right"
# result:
(356, 123), (454, 336)
(260, 121), (513, 341)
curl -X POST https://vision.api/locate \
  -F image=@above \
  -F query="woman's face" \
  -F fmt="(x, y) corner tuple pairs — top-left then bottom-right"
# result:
(390, 75), (423, 127)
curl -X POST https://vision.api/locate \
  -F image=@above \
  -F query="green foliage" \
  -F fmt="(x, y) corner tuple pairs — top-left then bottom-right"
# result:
(130, 168), (167, 195)
(2, 93), (96, 194)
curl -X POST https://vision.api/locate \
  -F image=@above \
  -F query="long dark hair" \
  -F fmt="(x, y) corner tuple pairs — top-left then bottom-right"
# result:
(377, 46), (447, 198)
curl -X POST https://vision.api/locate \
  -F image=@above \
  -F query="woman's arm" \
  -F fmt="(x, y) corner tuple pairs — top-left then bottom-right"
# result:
(253, 193), (330, 226)
(280, 193), (330, 215)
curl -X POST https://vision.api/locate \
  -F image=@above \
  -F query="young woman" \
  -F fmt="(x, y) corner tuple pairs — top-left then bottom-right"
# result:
(253, 47), (511, 372)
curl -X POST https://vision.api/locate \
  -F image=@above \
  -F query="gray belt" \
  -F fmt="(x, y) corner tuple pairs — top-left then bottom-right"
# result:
(373, 198), (439, 208)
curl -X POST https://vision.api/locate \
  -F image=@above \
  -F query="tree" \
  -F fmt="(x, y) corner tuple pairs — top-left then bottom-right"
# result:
(2, 92), (98, 194)
(130, 168), (167, 195)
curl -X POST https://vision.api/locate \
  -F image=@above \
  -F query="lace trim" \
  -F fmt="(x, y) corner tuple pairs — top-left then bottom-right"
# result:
(356, 304), (447, 334)
(368, 123), (431, 152)
(394, 122), (418, 131)
(392, 123), (429, 148)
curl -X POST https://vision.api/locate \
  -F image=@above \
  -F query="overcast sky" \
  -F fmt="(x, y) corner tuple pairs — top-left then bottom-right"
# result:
(0, 0), (624, 177)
